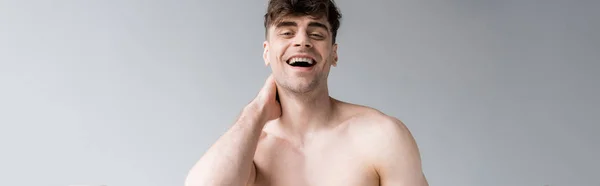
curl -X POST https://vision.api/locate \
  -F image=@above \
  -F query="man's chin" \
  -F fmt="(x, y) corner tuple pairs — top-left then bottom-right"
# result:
(279, 81), (319, 94)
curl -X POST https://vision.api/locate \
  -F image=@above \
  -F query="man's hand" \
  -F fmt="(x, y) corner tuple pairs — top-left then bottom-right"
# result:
(185, 74), (282, 186)
(247, 74), (281, 124)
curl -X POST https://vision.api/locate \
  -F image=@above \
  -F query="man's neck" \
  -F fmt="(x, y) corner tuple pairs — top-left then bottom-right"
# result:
(276, 87), (336, 135)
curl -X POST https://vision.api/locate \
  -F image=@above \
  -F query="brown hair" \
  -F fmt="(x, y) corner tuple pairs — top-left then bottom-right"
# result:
(264, 0), (342, 44)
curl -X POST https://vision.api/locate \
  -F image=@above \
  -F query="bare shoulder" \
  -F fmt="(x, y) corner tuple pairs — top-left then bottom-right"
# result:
(335, 100), (412, 140)
(335, 100), (428, 185)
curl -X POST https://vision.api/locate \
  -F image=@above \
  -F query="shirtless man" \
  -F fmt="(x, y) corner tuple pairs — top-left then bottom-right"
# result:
(185, 0), (428, 185)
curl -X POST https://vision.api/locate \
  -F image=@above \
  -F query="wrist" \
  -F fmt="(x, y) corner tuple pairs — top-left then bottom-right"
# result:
(242, 102), (267, 125)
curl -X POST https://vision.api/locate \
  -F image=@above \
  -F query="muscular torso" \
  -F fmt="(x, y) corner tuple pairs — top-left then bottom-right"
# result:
(250, 105), (380, 186)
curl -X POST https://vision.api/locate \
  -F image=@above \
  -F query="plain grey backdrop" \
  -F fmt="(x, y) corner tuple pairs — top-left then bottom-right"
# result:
(1, 0), (598, 185)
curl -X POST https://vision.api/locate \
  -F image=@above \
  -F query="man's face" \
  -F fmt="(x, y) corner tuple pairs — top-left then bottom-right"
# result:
(263, 15), (338, 94)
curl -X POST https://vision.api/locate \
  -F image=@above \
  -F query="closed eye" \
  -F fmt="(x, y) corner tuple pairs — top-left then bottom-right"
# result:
(310, 33), (325, 39)
(279, 31), (295, 38)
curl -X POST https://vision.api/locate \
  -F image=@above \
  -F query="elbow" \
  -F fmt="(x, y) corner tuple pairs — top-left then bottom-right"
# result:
(185, 173), (231, 186)
(184, 174), (200, 186)
(185, 176), (211, 186)
(185, 168), (209, 186)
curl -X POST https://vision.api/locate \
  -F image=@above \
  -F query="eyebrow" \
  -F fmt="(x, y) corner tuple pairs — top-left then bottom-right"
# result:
(275, 21), (297, 28)
(308, 22), (329, 31)
(275, 21), (330, 31)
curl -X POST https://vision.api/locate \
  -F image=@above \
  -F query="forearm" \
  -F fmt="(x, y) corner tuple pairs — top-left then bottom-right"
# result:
(186, 107), (264, 186)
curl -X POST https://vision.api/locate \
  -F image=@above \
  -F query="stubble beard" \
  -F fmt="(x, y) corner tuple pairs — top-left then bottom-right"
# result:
(277, 72), (323, 95)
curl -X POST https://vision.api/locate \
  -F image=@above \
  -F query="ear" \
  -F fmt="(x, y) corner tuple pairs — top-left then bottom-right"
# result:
(263, 41), (270, 66)
(332, 43), (338, 67)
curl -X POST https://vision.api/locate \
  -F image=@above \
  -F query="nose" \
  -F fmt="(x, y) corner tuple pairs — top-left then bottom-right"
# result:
(292, 33), (313, 48)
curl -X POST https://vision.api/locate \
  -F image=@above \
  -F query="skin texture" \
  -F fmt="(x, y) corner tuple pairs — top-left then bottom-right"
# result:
(185, 15), (428, 186)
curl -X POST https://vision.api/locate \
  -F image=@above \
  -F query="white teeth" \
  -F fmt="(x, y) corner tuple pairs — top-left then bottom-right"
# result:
(288, 57), (314, 64)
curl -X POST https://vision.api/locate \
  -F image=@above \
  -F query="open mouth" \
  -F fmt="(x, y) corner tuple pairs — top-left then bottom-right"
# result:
(286, 57), (316, 67)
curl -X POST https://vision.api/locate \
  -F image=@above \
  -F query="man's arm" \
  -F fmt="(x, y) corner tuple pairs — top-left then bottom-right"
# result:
(185, 108), (263, 186)
(371, 116), (429, 186)
(185, 75), (280, 186)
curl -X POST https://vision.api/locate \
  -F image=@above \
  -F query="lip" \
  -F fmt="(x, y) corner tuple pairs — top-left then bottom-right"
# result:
(288, 65), (315, 72)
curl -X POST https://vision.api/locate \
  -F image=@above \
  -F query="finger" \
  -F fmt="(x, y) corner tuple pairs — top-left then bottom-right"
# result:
(266, 74), (279, 99)
(260, 74), (277, 97)
(263, 74), (274, 90)
(265, 74), (274, 84)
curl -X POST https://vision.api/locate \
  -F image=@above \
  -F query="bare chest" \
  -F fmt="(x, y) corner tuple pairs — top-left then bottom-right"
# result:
(251, 134), (378, 186)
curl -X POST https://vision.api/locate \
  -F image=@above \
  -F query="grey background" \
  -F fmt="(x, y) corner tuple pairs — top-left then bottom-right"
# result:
(0, 0), (598, 186)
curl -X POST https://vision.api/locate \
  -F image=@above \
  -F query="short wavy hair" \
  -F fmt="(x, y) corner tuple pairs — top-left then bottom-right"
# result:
(264, 0), (342, 44)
